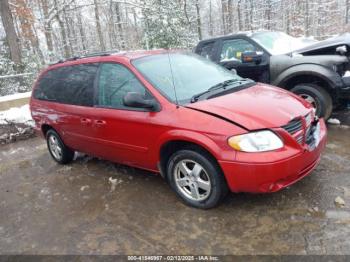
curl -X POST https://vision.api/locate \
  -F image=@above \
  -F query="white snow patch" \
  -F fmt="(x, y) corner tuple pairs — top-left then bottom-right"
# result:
(80, 185), (90, 191)
(109, 177), (122, 192)
(0, 91), (31, 103)
(0, 104), (34, 126)
(344, 71), (350, 77)
(327, 118), (341, 125)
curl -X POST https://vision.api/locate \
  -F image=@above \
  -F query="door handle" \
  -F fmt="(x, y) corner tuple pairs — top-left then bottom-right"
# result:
(94, 120), (106, 127)
(80, 118), (91, 125)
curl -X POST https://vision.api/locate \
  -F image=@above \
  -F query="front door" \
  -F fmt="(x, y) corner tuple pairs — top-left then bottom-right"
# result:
(91, 62), (161, 170)
(218, 38), (270, 83)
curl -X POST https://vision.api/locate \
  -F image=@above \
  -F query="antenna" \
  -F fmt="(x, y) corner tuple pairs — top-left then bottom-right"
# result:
(166, 49), (179, 108)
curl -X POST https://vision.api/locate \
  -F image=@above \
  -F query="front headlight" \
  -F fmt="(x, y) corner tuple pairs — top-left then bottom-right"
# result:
(228, 130), (283, 152)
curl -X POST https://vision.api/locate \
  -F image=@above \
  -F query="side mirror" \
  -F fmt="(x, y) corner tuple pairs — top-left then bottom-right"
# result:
(123, 92), (160, 111)
(241, 51), (263, 64)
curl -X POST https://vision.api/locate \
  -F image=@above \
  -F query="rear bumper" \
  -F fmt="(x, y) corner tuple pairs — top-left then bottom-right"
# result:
(33, 124), (44, 138)
(219, 120), (327, 193)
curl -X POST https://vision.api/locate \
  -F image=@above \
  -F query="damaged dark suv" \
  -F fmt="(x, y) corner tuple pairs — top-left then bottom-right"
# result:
(195, 31), (350, 119)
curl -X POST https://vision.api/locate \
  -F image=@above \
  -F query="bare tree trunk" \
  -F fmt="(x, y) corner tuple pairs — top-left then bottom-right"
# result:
(221, 0), (227, 34)
(54, 0), (70, 58)
(14, 0), (44, 62)
(40, 0), (53, 52)
(285, 2), (290, 34)
(248, 0), (253, 31)
(132, 8), (139, 44)
(62, 7), (74, 54)
(237, 0), (242, 31)
(94, 0), (106, 51)
(346, 0), (350, 24)
(0, 0), (22, 64)
(209, 0), (213, 36)
(227, 0), (233, 33)
(305, 0), (310, 36)
(195, 0), (202, 40)
(266, 0), (272, 30)
(183, 0), (190, 24)
(75, 1), (87, 51)
(115, 2), (125, 49)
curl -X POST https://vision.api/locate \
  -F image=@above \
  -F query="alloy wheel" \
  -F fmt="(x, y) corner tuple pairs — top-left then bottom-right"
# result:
(299, 93), (317, 108)
(48, 135), (63, 161)
(174, 159), (211, 201)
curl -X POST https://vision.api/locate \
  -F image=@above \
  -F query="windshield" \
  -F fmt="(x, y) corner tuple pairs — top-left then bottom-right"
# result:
(132, 53), (241, 104)
(252, 32), (317, 55)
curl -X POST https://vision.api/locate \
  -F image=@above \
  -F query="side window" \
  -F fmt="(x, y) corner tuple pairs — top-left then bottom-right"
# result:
(220, 39), (256, 62)
(97, 63), (151, 109)
(198, 42), (214, 60)
(34, 63), (98, 106)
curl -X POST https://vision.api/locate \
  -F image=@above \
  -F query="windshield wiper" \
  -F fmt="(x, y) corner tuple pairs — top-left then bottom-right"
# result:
(190, 78), (251, 103)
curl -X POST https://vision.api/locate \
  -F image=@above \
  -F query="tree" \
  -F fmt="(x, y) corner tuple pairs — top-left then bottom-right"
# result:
(195, 0), (202, 40)
(346, 0), (350, 24)
(0, 0), (22, 64)
(13, 0), (44, 62)
(40, 0), (54, 53)
(94, 0), (106, 51)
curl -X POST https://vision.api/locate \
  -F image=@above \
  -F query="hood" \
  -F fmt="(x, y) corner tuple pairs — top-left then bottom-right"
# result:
(294, 33), (350, 56)
(186, 83), (311, 130)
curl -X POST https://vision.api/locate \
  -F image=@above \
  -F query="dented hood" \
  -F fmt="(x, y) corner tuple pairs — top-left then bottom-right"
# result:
(294, 33), (350, 55)
(186, 83), (311, 130)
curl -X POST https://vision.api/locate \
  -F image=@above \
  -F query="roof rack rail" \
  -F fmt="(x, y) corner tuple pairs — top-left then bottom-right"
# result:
(81, 50), (120, 58)
(49, 49), (120, 65)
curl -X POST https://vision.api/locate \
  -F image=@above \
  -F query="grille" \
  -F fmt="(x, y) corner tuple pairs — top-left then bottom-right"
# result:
(295, 134), (304, 144)
(282, 118), (303, 135)
(282, 117), (304, 145)
(305, 112), (312, 127)
(282, 113), (315, 146)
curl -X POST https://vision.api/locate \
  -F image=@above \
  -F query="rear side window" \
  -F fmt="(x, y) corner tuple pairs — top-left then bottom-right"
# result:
(197, 42), (214, 60)
(34, 63), (99, 106)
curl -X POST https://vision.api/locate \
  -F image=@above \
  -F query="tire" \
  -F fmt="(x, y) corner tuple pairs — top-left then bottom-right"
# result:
(166, 149), (228, 209)
(290, 84), (333, 119)
(46, 129), (74, 164)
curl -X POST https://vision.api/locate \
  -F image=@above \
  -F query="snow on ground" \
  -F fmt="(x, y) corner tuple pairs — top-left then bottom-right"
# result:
(0, 104), (34, 127)
(345, 71), (350, 77)
(0, 91), (31, 103)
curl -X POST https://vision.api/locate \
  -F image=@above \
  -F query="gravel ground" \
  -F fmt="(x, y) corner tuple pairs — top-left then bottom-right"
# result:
(0, 111), (349, 255)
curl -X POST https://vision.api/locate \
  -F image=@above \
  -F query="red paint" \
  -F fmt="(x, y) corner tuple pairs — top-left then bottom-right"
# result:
(30, 50), (327, 193)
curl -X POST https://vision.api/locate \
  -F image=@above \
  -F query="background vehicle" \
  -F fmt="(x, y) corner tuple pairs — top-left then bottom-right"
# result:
(194, 31), (350, 119)
(30, 50), (326, 209)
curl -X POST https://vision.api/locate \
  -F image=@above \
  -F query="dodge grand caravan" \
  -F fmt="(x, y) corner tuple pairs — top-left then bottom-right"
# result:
(30, 50), (327, 209)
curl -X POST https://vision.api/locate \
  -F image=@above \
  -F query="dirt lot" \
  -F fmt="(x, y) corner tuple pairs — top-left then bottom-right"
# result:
(0, 113), (350, 255)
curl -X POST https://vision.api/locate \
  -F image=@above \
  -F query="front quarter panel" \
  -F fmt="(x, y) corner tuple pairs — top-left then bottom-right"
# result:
(270, 55), (345, 88)
(152, 106), (247, 166)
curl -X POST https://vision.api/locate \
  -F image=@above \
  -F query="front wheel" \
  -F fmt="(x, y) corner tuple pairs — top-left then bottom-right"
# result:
(291, 84), (333, 119)
(166, 149), (228, 209)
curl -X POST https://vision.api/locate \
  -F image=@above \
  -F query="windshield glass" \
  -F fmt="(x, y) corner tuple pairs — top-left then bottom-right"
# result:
(132, 53), (241, 104)
(252, 32), (317, 55)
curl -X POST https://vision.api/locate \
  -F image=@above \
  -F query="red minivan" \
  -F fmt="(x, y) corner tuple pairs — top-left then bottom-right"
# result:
(30, 50), (327, 209)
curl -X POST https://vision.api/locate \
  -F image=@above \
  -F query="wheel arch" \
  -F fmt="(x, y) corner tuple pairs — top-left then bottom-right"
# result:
(272, 64), (342, 101)
(41, 124), (54, 137)
(156, 131), (225, 180)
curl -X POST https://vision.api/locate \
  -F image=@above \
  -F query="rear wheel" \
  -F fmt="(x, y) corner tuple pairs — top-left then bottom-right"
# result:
(166, 149), (228, 209)
(46, 129), (74, 164)
(291, 84), (333, 119)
